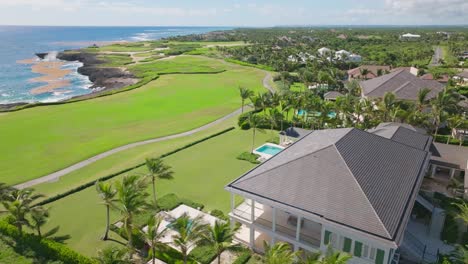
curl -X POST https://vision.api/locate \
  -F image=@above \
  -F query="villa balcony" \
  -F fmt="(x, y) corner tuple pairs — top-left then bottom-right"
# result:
(231, 199), (322, 250)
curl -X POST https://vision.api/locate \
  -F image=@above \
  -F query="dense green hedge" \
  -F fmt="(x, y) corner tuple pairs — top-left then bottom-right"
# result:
(224, 58), (275, 71)
(188, 245), (218, 264)
(237, 152), (261, 164)
(210, 209), (228, 221)
(156, 193), (204, 212)
(233, 251), (252, 264)
(433, 135), (467, 146)
(0, 221), (95, 264)
(35, 127), (235, 207)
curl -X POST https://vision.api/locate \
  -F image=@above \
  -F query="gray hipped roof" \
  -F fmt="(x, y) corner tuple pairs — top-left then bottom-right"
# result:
(227, 128), (430, 243)
(368, 123), (431, 151)
(360, 70), (444, 100)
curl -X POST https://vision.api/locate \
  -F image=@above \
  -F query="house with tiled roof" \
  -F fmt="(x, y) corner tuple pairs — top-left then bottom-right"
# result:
(360, 70), (445, 101)
(348, 65), (391, 80)
(226, 126), (433, 264)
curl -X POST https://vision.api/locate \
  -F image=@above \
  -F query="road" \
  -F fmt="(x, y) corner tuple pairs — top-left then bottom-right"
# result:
(430, 46), (443, 66)
(14, 72), (274, 189)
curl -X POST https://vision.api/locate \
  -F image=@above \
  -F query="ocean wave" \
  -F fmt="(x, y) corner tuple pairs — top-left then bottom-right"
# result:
(1, 93), (10, 97)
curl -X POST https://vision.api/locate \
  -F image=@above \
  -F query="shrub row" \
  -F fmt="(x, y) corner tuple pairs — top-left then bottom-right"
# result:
(35, 127), (235, 207)
(233, 251), (252, 264)
(209, 209), (228, 221)
(433, 135), (467, 146)
(152, 243), (197, 264)
(237, 152), (261, 164)
(188, 245), (218, 264)
(224, 58), (275, 71)
(0, 220), (95, 264)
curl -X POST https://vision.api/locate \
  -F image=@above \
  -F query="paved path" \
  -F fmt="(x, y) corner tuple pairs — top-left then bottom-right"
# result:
(14, 108), (242, 189)
(430, 46), (443, 66)
(262, 72), (276, 93)
(14, 71), (273, 189)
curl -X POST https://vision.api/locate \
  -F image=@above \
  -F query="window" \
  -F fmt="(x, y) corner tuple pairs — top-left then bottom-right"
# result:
(361, 244), (376, 260)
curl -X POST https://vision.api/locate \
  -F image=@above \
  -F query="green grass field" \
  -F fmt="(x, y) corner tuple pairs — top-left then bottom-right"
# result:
(0, 56), (266, 185)
(42, 126), (271, 256)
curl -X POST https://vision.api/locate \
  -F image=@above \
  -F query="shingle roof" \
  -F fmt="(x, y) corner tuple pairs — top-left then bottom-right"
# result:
(227, 128), (430, 242)
(360, 70), (445, 100)
(368, 123), (431, 151)
(430, 143), (468, 170)
(347, 65), (391, 79)
(279, 127), (311, 139)
(456, 71), (468, 78)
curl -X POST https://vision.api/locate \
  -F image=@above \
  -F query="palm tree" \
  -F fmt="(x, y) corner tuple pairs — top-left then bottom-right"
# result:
(172, 213), (208, 264)
(1, 188), (44, 233)
(416, 88), (431, 113)
(360, 68), (370, 80)
(113, 175), (150, 250)
(30, 206), (49, 237)
(303, 246), (351, 264)
(266, 108), (283, 136)
(95, 246), (132, 264)
(450, 245), (468, 264)
(380, 92), (397, 122)
(453, 202), (468, 225)
(0, 183), (13, 201)
(241, 113), (266, 153)
(96, 180), (117, 240)
(447, 115), (466, 144)
(201, 220), (241, 264)
(142, 215), (167, 264)
(345, 80), (360, 96)
(145, 158), (174, 206)
(263, 241), (299, 264)
(431, 88), (459, 139)
(239, 87), (253, 113)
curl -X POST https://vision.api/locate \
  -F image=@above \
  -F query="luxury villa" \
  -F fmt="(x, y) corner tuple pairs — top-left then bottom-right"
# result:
(225, 123), (443, 264)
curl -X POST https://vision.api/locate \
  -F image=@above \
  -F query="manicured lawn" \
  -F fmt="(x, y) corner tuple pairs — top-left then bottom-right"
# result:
(0, 56), (266, 185)
(42, 127), (271, 256)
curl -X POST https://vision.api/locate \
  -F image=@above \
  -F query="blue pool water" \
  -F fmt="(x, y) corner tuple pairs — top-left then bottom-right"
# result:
(298, 110), (336, 118)
(255, 145), (283, 156)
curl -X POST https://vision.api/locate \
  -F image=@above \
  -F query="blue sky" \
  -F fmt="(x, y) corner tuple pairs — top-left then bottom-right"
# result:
(0, 0), (467, 26)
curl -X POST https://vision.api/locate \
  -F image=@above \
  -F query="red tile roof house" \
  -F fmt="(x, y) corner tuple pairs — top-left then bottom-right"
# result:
(360, 70), (445, 101)
(348, 66), (391, 80)
(419, 73), (449, 84)
(225, 122), (457, 264)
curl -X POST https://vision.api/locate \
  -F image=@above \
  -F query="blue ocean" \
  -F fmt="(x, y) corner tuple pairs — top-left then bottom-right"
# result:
(0, 26), (228, 104)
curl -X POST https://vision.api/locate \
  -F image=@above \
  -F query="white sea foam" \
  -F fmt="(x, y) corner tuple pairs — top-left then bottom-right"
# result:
(1, 93), (10, 97)
(42, 51), (59, 61)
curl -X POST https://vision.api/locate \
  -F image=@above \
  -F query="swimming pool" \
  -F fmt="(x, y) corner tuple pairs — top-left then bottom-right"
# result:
(254, 143), (285, 157)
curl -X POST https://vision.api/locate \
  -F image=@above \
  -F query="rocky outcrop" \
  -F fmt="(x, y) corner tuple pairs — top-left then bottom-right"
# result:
(57, 51), (138, 91)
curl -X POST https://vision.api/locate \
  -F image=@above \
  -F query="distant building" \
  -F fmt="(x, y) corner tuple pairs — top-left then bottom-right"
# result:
(400, 33), (421, 41)
(317, 47), (331, 56)
(360, 69), (445, 101)
(420, 73), (449, 84)
(454, 71), (468, 84)
(334, 50), (362, 63)
(348, 65), (391, 80)
(324, 91), (344, 101)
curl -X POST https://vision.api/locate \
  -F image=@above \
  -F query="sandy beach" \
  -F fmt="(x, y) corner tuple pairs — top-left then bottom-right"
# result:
(17, 59), (72, 95)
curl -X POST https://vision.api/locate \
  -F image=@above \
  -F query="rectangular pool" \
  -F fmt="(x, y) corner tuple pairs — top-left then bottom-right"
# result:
(254, 143), (284, 156)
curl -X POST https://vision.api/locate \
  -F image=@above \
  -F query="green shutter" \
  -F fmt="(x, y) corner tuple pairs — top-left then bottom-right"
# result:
(343, 237), (352, 253)
(324, 230), (331, 245)
(375, 249), (385, 264)
(354, 241), (362, 257)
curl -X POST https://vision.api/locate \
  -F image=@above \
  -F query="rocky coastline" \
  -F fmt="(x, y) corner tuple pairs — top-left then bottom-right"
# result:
(0, 50), (139, 111)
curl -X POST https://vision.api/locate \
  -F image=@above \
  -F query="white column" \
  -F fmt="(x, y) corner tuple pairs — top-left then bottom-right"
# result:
(272, 207), (276, 232)
(431, 165), (437, 178)
(296, 216), (302, 241)
(250, 226), (255, 249)
(450, 168), (456, 179)
(251, 200), (255, 222)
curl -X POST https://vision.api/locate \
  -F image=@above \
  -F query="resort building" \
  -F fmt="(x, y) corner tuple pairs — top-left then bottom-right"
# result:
(318, 47), (331, 56)
(334, 50), (362, 63)
(399, 33), (421, 41)
(324, 91), (343, 101)
(226, 126), (432, 264)
(348, 65), (391, 80)
(360, 69), (445, 101)
(454, 71), (468, 85)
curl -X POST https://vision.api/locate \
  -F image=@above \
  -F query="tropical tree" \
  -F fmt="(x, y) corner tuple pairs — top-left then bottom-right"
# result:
(1, 188), (44, 233)
(29, 207), (70, 242)
(303, 246), (352, 264)
(266, 108), (283, 136)
(239, 87), (254, 113)
(142, 215), (167, 264)
(431, 87), (459, 138)
(344, 79), (360, 96)
(379, 92), (397, 122)
(145, 158), (174, 205)
(172, 213), (208, 264)
(201, 220), (241, 264)
(96, 180), (117, 240)
(447, 115), (466, 144)
(242, 113), (266, 153)
(453, 202), (468, 225)
(360, 68), (370, 80)
(416, 88), (431, 113)
(263, 241), (299, 264)
(449, 245), (468, 264)
(95, 246), (132, 264)
(113, 175), (150, 250)
(0, 183), (13, 200)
